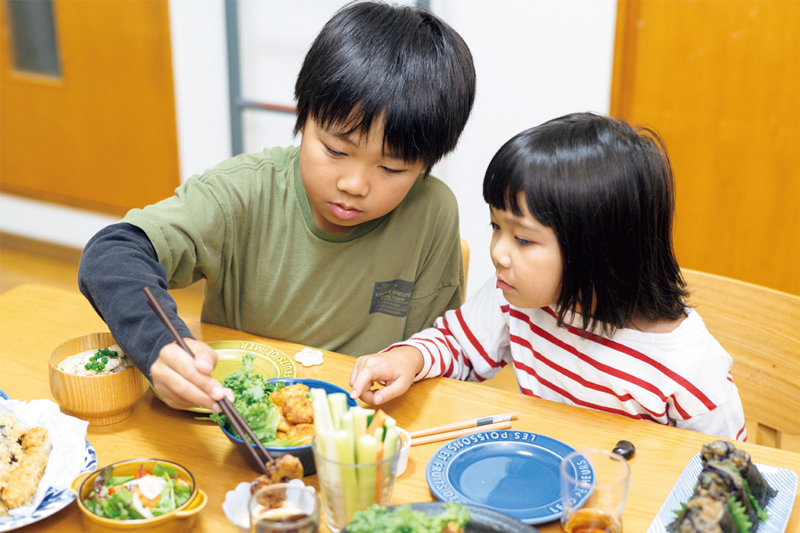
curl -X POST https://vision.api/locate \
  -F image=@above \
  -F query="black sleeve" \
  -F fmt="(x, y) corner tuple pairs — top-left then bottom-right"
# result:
(78, 222), (194, 381)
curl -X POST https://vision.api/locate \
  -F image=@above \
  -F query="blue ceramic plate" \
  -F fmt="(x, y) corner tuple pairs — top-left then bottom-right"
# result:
(647, 452), (798, 533)
(0, 440), (96, 532)
(220, 377), (357, 476)
(0, 389), (7, 400)
(426, 430), (585, 525)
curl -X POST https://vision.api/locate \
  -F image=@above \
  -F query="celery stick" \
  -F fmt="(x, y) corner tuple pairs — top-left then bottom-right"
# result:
(311, 388), (334, 433)
(352, 407), (372, 439)
(356, 434), (378, 508)
(383, 426), (399, 460)
(340, 411), (355, 446)
(334, 429), (360, 524)
(327, 392), (348, 431)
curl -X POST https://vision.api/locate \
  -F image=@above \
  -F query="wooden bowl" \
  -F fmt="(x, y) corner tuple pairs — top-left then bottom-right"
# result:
(49, 332), (149, 425)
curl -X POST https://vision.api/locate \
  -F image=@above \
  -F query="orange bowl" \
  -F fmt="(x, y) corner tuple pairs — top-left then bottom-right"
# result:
(71, 458), (207, 533)
(49, 333), (149, 425)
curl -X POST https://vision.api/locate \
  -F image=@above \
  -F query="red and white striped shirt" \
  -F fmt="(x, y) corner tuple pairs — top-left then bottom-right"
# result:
(393, 277), (747, 441)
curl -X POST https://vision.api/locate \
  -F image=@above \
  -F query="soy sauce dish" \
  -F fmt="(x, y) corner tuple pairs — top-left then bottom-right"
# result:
(70, 458), (207, 533)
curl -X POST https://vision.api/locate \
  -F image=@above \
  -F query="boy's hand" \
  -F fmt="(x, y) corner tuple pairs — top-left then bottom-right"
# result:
(349, 346), (424, 405)
(150, 338), (233, 412)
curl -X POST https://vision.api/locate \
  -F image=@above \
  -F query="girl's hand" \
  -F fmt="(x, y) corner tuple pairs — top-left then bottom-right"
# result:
(349, 346), (424, 405)
(150, 338), (233, 412)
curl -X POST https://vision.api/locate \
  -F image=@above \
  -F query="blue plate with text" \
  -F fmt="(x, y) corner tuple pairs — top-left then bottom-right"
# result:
(425, 430), (589, 525)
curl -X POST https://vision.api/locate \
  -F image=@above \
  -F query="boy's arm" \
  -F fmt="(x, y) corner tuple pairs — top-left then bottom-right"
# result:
(78, 223), (230, 411)
(78, 223), (193, 380)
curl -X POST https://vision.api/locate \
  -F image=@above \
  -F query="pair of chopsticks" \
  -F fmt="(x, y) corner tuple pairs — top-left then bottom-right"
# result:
(409, 412), (518, 446)
(143, 287), (274, 475)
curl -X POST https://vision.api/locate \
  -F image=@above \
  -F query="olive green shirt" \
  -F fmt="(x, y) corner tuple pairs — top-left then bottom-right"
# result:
(123, 146), (464, 356)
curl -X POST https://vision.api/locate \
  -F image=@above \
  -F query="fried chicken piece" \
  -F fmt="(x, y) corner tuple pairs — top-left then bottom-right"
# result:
(276, 410), (291, 433)
(0, 426), (51, 510)
(282, 395), (313, 425)
(269, 384), (310, 407)
(249, 454), (305, 492)
(286, 423), (315, 445)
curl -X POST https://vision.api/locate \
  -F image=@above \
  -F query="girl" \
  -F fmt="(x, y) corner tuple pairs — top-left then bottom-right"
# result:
(349, 112), (746, 441)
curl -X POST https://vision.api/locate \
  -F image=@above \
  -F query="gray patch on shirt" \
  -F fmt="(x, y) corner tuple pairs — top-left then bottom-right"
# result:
(369, 280), (413, 317)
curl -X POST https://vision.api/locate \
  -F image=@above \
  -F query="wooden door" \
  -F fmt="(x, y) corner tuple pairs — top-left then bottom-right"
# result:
(611, 0), (800, 295)
(0, 0), (179, 215)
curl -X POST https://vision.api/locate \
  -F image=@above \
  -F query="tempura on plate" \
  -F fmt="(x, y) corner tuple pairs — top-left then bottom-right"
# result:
(0, 413), (51, 516)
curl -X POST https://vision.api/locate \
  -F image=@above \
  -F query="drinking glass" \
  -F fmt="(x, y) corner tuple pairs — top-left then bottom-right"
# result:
(560, 449), (630, 533)
(312, 438), (400, 533)
(249, 482), (320, 533)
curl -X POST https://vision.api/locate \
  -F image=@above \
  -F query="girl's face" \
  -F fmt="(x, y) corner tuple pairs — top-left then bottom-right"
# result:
(490, 194), (563, 309)
(298, 116), (425, 234)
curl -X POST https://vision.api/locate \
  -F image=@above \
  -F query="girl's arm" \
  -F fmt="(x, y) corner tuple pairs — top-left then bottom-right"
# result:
(349, 277), (511, 405)
(401, 276), (511, 383)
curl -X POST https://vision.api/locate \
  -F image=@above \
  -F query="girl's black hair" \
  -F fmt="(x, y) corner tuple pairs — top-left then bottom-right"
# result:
(294, 1), (475, 173)
(483, 112), (689, 335)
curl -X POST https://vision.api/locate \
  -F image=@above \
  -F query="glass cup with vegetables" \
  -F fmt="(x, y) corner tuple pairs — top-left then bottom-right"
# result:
(310, 390), (401, 533)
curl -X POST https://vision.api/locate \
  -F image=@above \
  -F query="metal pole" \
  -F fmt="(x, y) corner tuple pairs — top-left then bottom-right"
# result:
(225, 0), (244, 156)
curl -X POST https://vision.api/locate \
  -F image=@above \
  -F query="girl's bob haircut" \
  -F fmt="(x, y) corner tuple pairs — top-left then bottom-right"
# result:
(294, 1), (475, 173)
(483, 112), (688, 335)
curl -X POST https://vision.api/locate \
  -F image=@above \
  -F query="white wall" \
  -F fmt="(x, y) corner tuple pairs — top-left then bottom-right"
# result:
(0, 0), (616, 298)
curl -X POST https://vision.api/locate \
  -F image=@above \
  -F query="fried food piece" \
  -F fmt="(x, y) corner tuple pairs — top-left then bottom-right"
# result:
(0, 424), (51, 512)
(282, 395), (313, 425)
(269, 383), (310, 407)
(444, 523), (466, 533)
(250, 454), (305, 492)
(276, 410), (291, 433)
(0, 414), (25, 494)
(286, 423), (315, 445)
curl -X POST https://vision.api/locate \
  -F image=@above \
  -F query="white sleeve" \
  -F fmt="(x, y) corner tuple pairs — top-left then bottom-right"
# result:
(387, 277), (512, 383)
(676, 385), (748, 441)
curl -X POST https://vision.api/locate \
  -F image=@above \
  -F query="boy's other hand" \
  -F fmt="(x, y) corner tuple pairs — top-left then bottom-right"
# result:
(349, 346), (424, 405)
(150, 338), (233, 412)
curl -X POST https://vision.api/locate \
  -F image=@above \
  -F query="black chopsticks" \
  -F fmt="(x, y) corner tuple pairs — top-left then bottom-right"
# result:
(142, 287), (275, 474)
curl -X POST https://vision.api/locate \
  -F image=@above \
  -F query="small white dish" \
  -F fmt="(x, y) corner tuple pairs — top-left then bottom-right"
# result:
(223, 479), (313, 533)
(396, 427), (411, 477)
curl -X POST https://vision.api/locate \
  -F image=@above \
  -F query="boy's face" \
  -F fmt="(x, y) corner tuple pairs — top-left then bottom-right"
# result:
(298, 117), (426, 234)
(489, 194), (563, 309)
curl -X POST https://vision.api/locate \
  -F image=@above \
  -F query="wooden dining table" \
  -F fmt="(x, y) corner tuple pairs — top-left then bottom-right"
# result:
(2, 283), (799, 532)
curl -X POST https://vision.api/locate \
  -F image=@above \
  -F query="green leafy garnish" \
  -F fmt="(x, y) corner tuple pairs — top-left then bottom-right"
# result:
(346, 503), (470, 533)
(209, 353), (298, 445)
(727, 496), (754, 533)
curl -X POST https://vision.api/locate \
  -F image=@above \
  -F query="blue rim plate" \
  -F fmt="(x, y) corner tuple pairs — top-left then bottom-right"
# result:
(426, 430), (586, 525)
(0, 439), (96, 531)
(0, 389), (7, 400)
(646, 452), (798, 533)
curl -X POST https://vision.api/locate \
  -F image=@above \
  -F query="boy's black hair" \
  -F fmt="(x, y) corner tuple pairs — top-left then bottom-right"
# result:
(294, 1), (475, 173)
(483, 112), (689, 335)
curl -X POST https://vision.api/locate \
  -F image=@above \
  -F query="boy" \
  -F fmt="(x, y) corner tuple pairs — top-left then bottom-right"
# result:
(78, 1), (476, 412)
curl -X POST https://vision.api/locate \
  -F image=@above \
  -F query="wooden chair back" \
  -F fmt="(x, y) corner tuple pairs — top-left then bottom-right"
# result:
(461, 238), (470, 294)
(682, 269), (800, 449)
